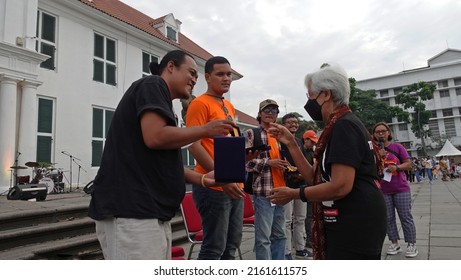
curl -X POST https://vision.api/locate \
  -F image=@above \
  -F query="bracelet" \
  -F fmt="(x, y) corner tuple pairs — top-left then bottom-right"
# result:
(200, 174), (206, 188)
(396, 165), (401, 172)
(299, 186), (308, 202)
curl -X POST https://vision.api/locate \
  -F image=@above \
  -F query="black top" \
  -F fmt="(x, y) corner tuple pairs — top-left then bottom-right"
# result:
(320, 112), (387, 257)
(88, 75), (185, 222)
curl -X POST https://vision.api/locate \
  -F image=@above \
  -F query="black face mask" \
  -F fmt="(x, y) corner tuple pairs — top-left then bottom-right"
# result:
(304, 93), (324, 121)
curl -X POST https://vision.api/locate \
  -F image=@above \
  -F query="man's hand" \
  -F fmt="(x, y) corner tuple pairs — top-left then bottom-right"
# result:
(221, 183), (245, 199)
(268, 159), (289, 170)
(203, 119), (234, 138)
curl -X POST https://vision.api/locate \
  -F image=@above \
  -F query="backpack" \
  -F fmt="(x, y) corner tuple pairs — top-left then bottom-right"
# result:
(244, 128), (264, 194)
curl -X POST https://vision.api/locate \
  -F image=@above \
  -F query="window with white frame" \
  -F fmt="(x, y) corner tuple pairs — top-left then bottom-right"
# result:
(454, 78), (461, 86)
(142, 52), (159, 77)
(92, 107), (114, 166)
(166, 26), (177, 41)
(93, 33), (117, 86)
(456, 88), (461, 96)
(36, 11), (57, 70)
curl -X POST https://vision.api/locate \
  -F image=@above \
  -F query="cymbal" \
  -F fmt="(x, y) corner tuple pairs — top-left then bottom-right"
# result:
(10, 166), (28, 169)
(25, 161), (40, 167)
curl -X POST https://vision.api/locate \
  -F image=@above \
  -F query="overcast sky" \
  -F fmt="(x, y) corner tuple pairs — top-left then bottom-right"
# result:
(121, 0), (461, 120)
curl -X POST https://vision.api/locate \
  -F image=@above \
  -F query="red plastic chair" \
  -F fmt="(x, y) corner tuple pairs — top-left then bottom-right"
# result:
(180, 192), (204, 259)
(243, 193), (255, 229)
(171, 246), (185, 260)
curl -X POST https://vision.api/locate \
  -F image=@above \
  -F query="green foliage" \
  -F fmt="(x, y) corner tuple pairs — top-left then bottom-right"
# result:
(349, 78), (395, 131)
(395, 81), (436, 138)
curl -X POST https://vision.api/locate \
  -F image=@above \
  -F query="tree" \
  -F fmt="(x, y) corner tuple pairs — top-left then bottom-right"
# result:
(395, 81), (436, 156)
(349, 78), (396, 131)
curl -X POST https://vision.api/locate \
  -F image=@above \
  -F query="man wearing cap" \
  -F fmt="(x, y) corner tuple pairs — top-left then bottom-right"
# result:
(302, 130), (318, 249)
(280, 114), (313, 260)
(243, 99), (288, 260)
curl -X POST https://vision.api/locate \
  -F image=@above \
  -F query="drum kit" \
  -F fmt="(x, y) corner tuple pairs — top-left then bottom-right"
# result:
(10, 161), (66, 194)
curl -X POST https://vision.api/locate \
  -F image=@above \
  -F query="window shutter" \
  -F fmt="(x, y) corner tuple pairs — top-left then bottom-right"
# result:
(42, 13), (56, 42)
(91, 140), (103, 167)
(40, 43), (55, 70)
(106, 39), (116, 62)
(36, 135), (52, 163)
(37, 99), (53, 133)
(105, 110), (114, 136)
(93, 59), (104, 82)
(93, 108), (103, 138)
(106, 64), (116, 86)
(94, 34), (104, 58)
(142, 52), (150, 73)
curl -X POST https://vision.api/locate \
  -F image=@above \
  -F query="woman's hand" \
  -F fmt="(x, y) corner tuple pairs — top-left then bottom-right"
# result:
(268, 123), (295, 146)
(267, 187), (297, 205)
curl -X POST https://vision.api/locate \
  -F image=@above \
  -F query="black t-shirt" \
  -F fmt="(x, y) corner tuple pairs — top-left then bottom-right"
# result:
(320, 112), (387, 257)
(88, 75), (185, 222)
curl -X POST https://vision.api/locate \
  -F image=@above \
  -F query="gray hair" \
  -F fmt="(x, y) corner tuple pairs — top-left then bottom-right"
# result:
(304, 64), (350, 106)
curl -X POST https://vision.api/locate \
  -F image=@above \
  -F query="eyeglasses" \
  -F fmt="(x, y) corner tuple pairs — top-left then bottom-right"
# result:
(306, 90), (324, 98)
(261, 107), (279, 114)
(374, 130), (388, 134)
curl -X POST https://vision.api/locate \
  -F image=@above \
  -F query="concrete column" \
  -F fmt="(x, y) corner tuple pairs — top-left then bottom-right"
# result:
(0, 77), (19, 189)
(17, 82), (39, 174)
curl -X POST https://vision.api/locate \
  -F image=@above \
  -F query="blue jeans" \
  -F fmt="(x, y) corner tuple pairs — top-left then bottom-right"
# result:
(425, 168), (433, 181)
(414, 170), (422, 182)
(254, 195), (286, 260)
(192, 185), (243, 260)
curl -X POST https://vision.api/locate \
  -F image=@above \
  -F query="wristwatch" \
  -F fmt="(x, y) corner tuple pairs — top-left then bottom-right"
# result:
(396, 165), (401, 172)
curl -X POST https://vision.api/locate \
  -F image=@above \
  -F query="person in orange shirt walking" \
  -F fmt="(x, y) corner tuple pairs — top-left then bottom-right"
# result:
(243, 99), (288, 260)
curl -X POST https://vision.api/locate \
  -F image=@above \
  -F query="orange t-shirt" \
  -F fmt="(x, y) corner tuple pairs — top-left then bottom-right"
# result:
(185, 94), (242, 190)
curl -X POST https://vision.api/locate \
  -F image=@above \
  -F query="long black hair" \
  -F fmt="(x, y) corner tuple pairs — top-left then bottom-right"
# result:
(149, 50), (195, 75)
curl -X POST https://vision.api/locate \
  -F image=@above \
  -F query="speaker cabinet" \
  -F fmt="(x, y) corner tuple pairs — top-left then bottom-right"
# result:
(7, 184), (48, 201)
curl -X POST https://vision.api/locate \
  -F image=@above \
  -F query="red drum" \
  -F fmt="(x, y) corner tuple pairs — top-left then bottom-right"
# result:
(17, 175), (30, 184)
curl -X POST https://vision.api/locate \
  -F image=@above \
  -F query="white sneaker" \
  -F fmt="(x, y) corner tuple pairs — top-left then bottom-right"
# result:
(387, 243), (402, 255)
(405, 243), (418, 258)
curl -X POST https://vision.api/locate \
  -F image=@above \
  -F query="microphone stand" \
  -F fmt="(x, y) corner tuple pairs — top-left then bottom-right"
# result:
(61, 151), (80, 192)
(73, 158), (86, 190)
(12, 152), (21, 188)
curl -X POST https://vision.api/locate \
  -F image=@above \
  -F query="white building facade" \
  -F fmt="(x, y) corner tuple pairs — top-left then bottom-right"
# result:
(0, 0), (245, 193)
(356, 49), (461, 158)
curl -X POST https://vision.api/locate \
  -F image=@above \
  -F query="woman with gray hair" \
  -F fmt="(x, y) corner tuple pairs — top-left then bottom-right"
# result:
(268, 64), (387, 260)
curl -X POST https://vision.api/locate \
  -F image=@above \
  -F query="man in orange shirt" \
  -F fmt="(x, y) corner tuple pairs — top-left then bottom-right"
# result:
(243, 99), (288, 259)
(186, 56), (245, 260)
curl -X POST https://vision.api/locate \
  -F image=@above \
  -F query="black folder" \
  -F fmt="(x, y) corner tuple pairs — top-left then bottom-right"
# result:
(214, 136), (246, 183)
